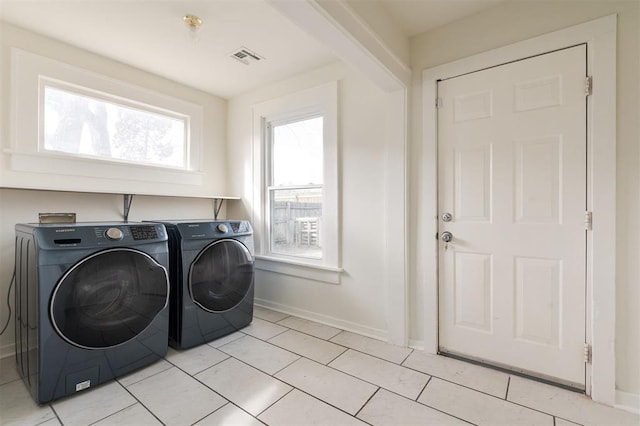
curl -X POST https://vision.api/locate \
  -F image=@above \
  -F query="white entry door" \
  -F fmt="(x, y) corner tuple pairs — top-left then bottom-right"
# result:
(438, 45), (587, 388)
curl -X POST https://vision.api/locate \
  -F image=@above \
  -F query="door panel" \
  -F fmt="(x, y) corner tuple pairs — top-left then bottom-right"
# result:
(453, 251), (493, 332)
(438, 45), (587, 388)
(455, 146), (492, 222)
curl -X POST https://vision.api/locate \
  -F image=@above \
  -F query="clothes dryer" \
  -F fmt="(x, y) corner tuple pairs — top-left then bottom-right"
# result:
(14, 222), (170, 404)
(150, 220), (254, 349)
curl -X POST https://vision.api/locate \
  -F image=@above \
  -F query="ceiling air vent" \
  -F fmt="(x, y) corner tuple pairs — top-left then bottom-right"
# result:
(230, 47), (264, 65)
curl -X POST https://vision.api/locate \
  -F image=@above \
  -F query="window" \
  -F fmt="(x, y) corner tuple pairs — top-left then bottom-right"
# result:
(8, 48), (204, 189)
(267, 115), (323, 259)
(43, 83), (188, 169)
(252, 82), (340, 282)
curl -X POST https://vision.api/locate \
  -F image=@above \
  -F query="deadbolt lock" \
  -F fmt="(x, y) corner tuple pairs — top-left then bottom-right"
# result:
(442, 212), (453, 222)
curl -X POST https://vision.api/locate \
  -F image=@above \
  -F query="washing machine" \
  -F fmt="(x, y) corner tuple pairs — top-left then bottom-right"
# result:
(149, 220), (254, 349)
(14, 222), (170, 404)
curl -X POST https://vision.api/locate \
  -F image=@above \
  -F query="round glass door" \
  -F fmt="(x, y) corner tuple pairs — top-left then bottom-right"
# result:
(50, 248), (169, 349)
(189, 239), (254, 312)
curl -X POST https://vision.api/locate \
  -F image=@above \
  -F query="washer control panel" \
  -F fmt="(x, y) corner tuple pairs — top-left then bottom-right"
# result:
(34, 222), (167, 249)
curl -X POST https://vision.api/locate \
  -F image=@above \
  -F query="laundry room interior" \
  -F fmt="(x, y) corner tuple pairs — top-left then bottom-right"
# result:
(0, 0), (639, 425)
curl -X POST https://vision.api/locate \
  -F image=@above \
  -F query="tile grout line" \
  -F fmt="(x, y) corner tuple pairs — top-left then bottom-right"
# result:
(244, 325), (290, 341)
(255, 387), (295, 418)
(273, 314), (344, 339)
(116, 362), (173, 388)
(47, 404), (63, 426)
(277, 384), (376, 424)
(415, 375), (432, 402)
(325, 346), (349, 365)
(271, 354), (303, 376)
(165, 351), (231, 377)
(377, 379), (480, 426)
(273, 321), (343, 342)
(322, 352), (429, 402)
(191, 400), (264, 426)
(354, 386), (381, 419)
(505, 375), (511, 400)
(188, 401), (232, 426)
(267, 325), (343, 345)
(399, 347), (415, 365)
(263, 327), (349, 365)
(398, 360), (520, 401)
(86, 401), (138, 426)
(410, 391), (480, 426)
(118, 382), (168, 426)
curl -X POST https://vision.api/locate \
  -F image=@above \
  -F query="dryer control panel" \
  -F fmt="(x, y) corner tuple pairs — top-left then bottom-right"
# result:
(170, 220), (253, 240)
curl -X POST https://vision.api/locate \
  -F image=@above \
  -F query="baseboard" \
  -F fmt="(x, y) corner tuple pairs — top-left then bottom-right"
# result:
(1, 342), (15, 359)
(408, 339), (425, 351)
(615, 389), (640, 415)
(255, 298), (388, 341)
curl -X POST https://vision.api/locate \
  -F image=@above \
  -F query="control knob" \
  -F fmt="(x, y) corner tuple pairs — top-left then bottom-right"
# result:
(217, 224), (228, 233)
(105, 227), (124, 241)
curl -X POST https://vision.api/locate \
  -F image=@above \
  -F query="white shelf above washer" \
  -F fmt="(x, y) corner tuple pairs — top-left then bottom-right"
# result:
(0, 185), (240, 221)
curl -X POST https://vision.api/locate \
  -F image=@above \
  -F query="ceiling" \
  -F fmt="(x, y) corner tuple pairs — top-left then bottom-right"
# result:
(0, 0), (505, 99)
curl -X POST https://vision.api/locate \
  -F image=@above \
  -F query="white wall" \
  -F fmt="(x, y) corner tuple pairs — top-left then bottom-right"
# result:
(408, 0), (640, 395)
(0, 22), (228, 197)
(227, 61), (392, 338)
(0, 23), (230, 357)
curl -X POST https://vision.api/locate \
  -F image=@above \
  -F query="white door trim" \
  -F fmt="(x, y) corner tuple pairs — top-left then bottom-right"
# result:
(421, 15), (616, 405)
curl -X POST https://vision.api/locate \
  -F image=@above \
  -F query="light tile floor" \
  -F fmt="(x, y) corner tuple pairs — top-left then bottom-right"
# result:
(1, 306), (638, 426)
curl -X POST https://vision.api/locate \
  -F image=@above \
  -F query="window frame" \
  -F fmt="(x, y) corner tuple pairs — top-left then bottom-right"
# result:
(40, 78), (191, 170)
(252, 82), (341, 283)
(265, 113), (324, 260)
(8, 48), (204, 188)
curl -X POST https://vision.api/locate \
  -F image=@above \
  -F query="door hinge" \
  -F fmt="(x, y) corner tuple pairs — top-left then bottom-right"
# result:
(584, 343), (592, 363)
(436, 97), (443, 108)
(585, 211), (593, 230)
(585, 76), (593, 96)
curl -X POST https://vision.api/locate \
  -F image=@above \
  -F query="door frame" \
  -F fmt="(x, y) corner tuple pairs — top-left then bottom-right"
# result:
(420, 15), (616, 404)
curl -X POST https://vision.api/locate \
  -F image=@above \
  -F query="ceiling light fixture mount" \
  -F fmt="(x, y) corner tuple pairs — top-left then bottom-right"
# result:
(183, 14), (203, 42)
(183, 14), (203, 29)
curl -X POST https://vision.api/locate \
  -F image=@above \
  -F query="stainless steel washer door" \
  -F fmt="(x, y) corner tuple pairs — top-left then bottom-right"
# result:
(189, 239), (254, 313)
(50, 248), (169, 349)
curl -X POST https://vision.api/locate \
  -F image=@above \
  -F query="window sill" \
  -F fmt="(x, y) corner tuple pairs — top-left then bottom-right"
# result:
(5, 149), (204, 186)
(254, 255), (343, 285)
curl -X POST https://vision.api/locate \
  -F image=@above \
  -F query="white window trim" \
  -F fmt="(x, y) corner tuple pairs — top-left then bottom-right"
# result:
(8, 48), (204, 187)
(252, 82), (341, 283)
(40, 78), (190, 170)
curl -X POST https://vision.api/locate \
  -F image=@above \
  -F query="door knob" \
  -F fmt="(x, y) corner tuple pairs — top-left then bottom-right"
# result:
(441, 231), (453, 243)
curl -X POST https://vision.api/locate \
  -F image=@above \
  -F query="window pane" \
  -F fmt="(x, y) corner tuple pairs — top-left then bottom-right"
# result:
(44, 86), (186, 168)
(272, 116), (323, 186)
(270, 187), (322, 259)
